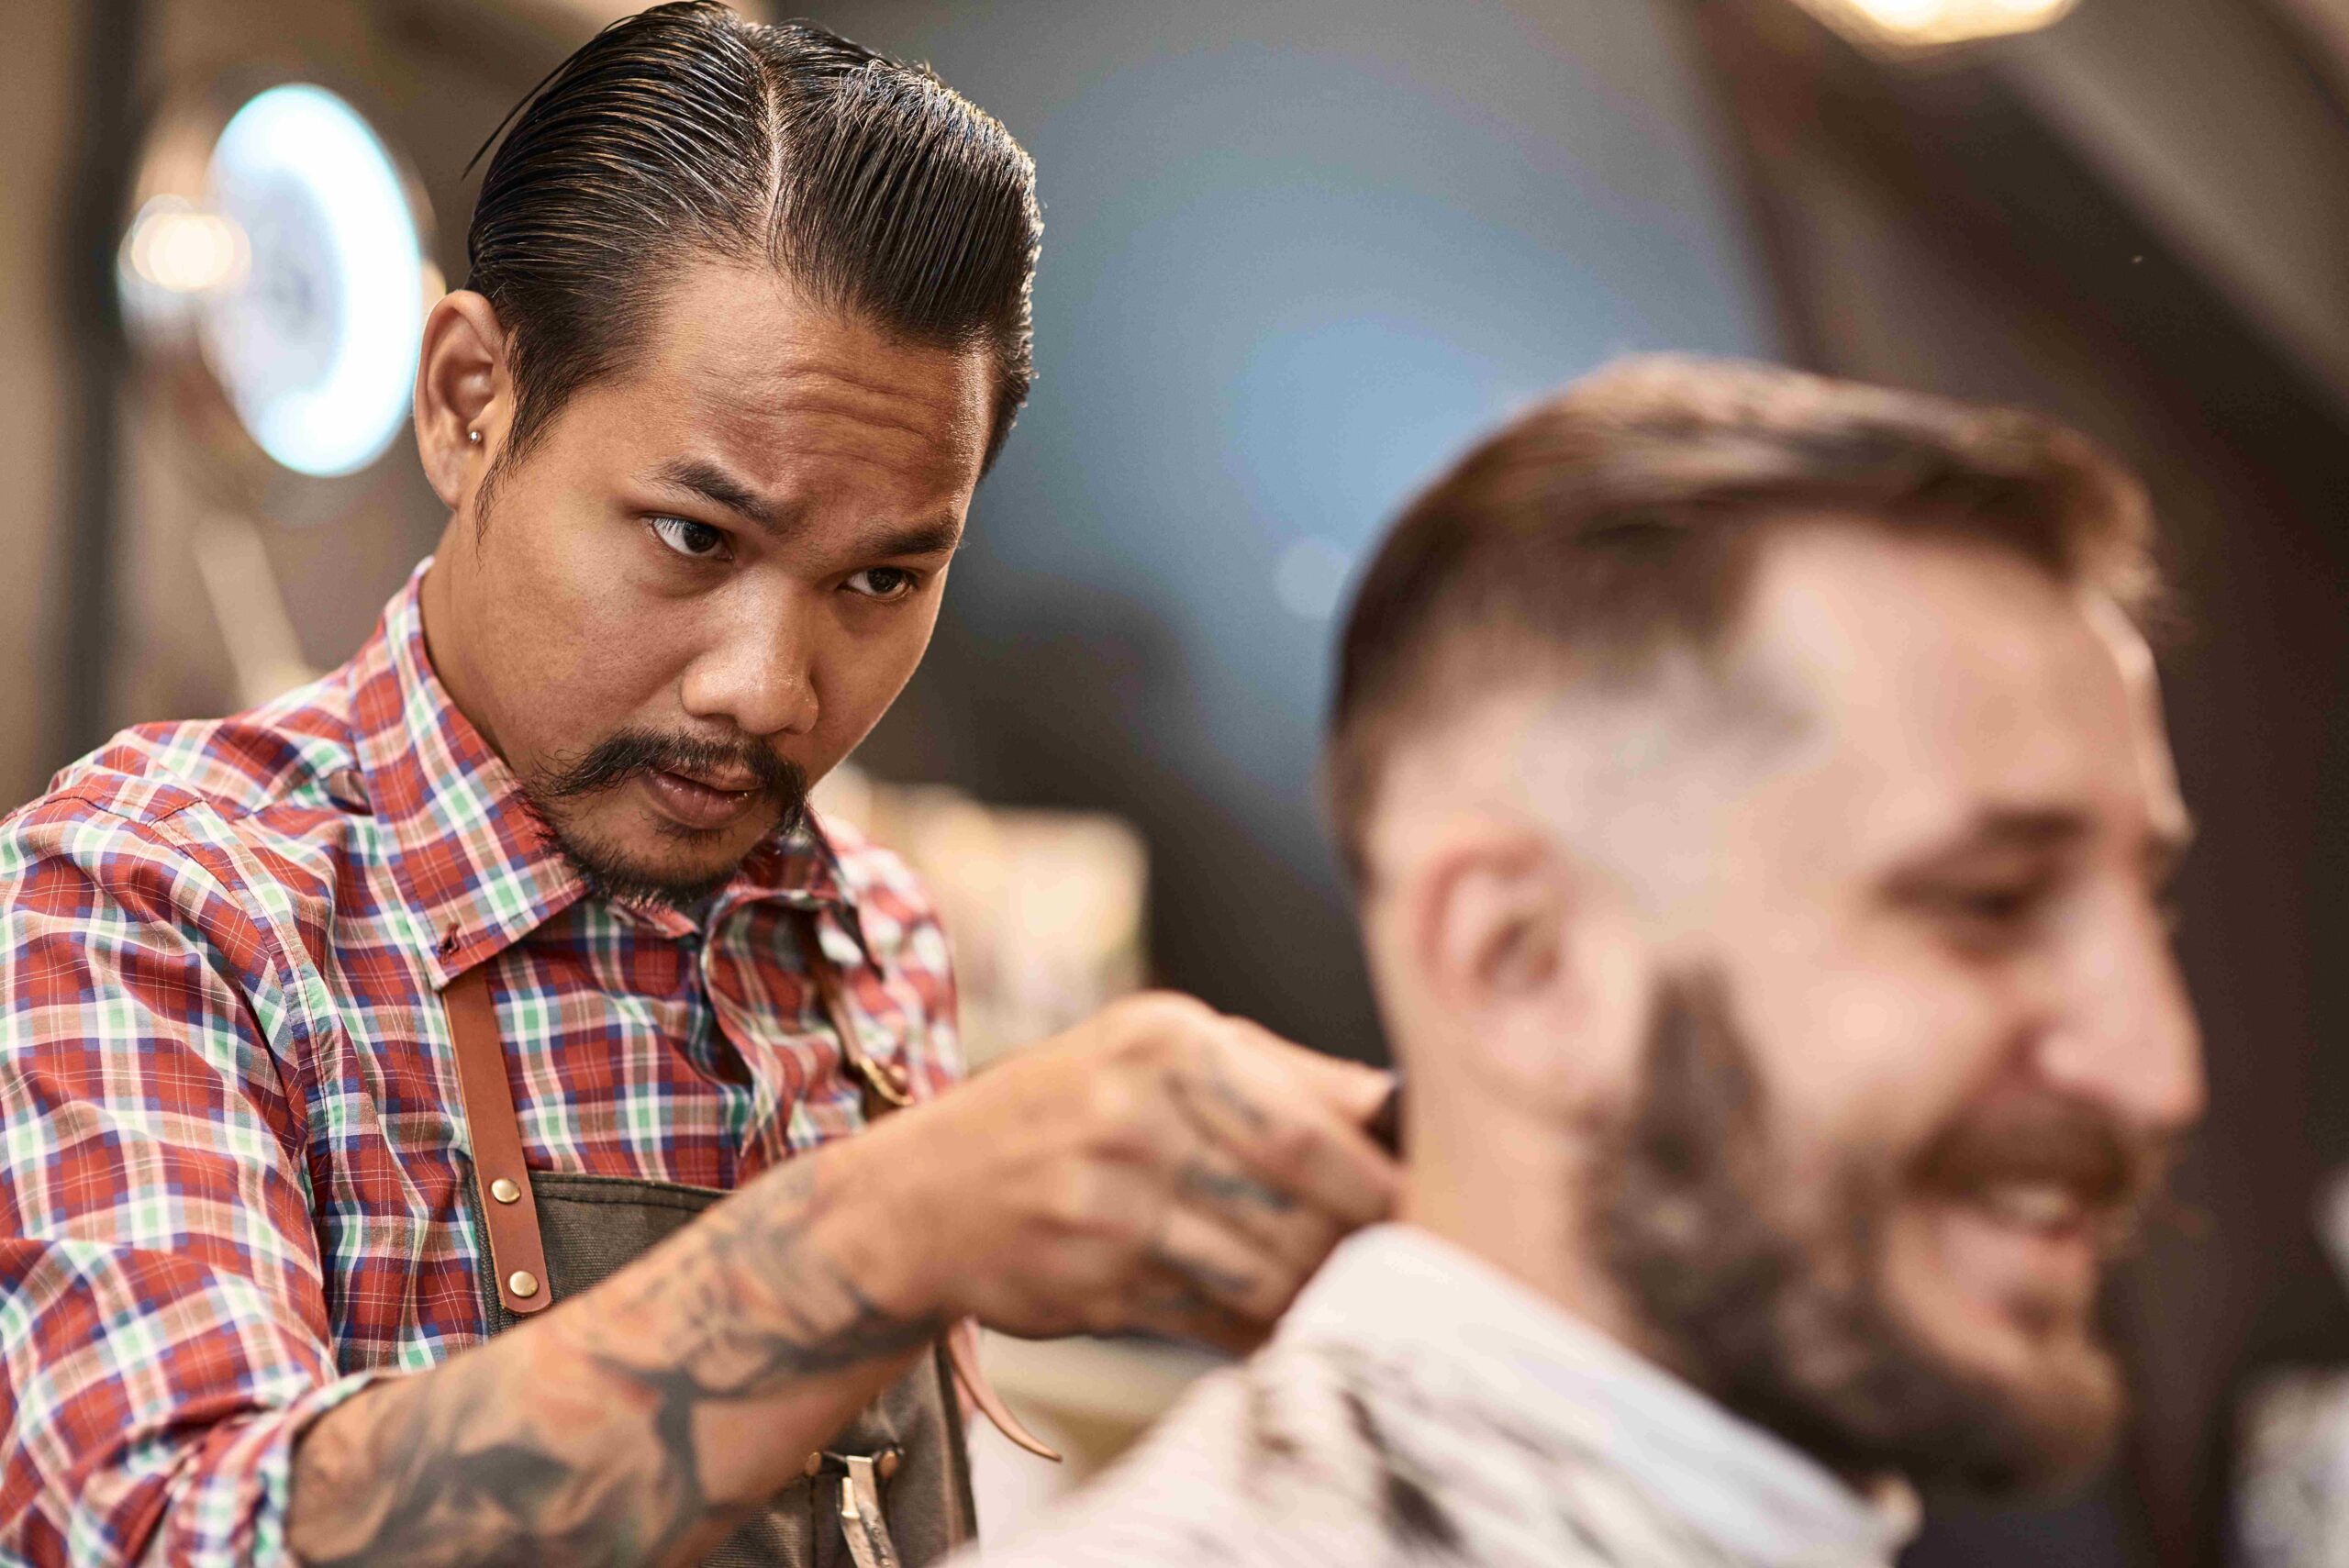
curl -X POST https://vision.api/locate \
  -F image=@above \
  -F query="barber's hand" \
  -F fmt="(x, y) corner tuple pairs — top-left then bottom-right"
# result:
(841, 992), (1398, 1353)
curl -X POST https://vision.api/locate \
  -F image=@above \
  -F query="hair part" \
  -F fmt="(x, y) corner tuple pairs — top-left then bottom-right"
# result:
(1325, 355), (2162, 887)
(465, 3), (1040, 477)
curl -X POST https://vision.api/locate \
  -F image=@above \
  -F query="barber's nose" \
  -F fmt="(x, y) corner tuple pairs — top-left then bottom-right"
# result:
(678, 607), (818, 740)
(2036, 899), (2205, 1135)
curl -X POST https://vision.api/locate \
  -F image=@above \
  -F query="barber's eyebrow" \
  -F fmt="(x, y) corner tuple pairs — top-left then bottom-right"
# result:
(649, 457), (780, 531)
(645, 458), (962, 558)
(852, 517), (964, 560)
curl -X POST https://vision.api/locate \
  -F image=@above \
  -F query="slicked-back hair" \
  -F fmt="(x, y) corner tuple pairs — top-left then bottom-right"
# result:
(466, 2), (1041, 471)
(1326, 356), (2162, 886)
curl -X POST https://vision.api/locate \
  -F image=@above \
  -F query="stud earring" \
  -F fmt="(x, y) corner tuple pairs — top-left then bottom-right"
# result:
(467, 428), (482, 445)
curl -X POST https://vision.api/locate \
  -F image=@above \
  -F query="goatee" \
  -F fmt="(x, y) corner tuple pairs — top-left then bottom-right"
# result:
(520, 727), (809, 910)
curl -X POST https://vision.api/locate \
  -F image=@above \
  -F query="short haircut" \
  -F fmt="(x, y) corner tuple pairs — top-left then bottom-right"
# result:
(1325, 356), (2161, 884)
(466, 2), (1041, 471)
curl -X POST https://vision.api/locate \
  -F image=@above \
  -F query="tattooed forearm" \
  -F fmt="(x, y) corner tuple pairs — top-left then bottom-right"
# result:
(289, 1152), (935, 1568)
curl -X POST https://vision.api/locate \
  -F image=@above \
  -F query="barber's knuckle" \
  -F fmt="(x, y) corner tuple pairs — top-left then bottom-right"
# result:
(1258, 1118), (1321, 1178)
(1042, 1165), (1107, 1232)
(1121, 990), (1217, 1046)
(1078, 1070), (1137, 1128)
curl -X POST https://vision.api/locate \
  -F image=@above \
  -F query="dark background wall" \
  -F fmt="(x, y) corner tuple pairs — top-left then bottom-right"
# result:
(802, 0), (1776, 1058)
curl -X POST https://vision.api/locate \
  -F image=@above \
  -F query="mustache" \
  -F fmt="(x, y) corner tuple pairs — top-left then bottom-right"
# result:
(531, 727), (807, 811)
(1908, 1090), (2176, 1251)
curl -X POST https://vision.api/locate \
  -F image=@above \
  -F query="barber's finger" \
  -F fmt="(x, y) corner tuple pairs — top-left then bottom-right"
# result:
(1175, 1147), (1345, 1270)
(1219, 1016), (1397, 1126)
(1170, 1035), (1398, 1229)
(1145, 1207), (1301, 1323)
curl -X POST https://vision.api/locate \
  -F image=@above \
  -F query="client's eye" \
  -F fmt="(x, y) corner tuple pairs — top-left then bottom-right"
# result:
(843, 567), (918, 602)
(650, 517), (729, 561)
(1924, 877), (2057, 952)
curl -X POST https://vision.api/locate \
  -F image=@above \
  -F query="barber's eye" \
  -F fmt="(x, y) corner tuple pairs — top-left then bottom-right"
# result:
(843, 567), (918, 602)
(650, 517), (728, 561)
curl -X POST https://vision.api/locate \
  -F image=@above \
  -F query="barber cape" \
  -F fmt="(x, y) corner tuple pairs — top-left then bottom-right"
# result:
(958, 1225), (1916, 1568)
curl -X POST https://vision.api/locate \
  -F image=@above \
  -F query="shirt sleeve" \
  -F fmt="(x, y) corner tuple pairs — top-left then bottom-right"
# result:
(0, 797), (374, 1567)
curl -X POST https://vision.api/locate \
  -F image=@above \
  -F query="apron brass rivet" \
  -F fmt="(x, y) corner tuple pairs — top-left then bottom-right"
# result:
(507, 1269), (541, 1299)
(878, 1449), (901, 1481)
(489, 1177), (521, 1205)
(805, 1451), (824, 1478)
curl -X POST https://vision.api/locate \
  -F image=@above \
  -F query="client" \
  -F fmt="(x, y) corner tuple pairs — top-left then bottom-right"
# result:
(959, 357), (2204, 1566)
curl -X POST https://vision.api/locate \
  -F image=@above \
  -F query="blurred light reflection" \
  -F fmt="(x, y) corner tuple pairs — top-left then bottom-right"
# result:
(1788, 0), (2078, 50)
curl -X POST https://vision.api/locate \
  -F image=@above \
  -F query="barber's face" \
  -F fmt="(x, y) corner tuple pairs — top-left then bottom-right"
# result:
(1611, 523), (2202, 1492)
(428, 261), (990, 903)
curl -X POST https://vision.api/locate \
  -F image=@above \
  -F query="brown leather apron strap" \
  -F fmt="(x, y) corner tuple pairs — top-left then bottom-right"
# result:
(442, 962), (554, 1318)
(443, 916), (1063, 1463)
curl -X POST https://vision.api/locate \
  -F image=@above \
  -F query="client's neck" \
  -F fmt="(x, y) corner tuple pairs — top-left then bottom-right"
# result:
(1397, 1084), (1644, 1350)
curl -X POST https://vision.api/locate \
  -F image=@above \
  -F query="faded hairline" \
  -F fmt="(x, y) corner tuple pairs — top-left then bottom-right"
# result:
(1340, 597), (1817, 903)
(1323, 357), (2163, 895)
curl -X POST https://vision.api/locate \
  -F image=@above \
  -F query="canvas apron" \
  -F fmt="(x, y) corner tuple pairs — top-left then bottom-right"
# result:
(440, 914), (986, 1568)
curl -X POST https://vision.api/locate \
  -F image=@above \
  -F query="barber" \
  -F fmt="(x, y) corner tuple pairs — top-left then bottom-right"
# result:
(0, 8), (1395, 1566)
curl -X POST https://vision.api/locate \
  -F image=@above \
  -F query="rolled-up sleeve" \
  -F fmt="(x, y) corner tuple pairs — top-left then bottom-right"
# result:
(0, 797), (367, 1566)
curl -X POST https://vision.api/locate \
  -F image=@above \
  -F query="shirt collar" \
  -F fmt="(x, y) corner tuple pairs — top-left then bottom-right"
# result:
(1284, 1225), (1919, 1568)
(350, 562), (852, 986)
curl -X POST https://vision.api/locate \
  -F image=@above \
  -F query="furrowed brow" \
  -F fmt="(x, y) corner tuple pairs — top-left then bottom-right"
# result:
(649, 458), (780, 532)
(852, 517), (964, 559)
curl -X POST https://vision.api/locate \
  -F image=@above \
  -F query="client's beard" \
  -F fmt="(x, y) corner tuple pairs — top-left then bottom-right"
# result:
(520, 727), (809, 911)
(1594, 967), (2166, 1497)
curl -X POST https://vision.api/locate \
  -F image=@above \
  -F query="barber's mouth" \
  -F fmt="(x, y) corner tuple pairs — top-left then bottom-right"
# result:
(641, 767), (764, 831)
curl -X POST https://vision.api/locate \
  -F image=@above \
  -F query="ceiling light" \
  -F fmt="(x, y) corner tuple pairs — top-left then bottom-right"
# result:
(1786, 0), (2080, 50)
(117, 83), (430, 481)
(124, 197), (249, 295)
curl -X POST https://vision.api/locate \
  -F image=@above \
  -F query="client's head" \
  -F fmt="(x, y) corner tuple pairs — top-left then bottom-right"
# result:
(1327, 357), (2203, 1498)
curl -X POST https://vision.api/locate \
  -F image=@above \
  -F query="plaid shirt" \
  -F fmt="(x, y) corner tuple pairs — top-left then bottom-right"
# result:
(0, 565), (964, 1566)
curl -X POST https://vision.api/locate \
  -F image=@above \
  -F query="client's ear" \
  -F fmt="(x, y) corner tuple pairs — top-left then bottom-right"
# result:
(1405, 821), (1642, 1115)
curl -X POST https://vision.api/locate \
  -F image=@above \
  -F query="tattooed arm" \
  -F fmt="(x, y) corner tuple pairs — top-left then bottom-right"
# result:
(290, 1149), (936, 1567)
(289, 992), (1397, 1567)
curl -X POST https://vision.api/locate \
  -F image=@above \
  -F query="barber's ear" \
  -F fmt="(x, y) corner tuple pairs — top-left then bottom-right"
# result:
(1409, 825), (1605, 1111)
(413, 289), (511, 510)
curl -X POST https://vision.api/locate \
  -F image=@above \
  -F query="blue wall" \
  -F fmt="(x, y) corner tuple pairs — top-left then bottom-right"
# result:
(822, 0), (1778, 1054)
